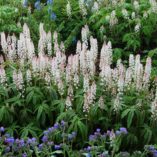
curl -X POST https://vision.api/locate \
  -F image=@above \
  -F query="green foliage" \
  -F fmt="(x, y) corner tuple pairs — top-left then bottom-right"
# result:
(1, 0), (157, 155)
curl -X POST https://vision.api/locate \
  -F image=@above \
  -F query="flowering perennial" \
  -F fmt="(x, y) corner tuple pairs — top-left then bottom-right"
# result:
(0, 24), (154, 115)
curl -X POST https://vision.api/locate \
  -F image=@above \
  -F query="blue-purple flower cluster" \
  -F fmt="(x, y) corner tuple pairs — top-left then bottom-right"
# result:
(22, 0), (57, 21)
(0, 125), (131, 156)
(146, 145), (157, 157)
(88, 127), (127, 142)
(83, 127), (128, 156)
(0, 121), (77, 156)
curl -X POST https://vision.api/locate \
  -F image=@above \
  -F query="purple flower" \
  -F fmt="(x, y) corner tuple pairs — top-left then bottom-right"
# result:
(152, 150), (157, 157)
(31, 137), (37, 145)
(0, 127), (5, 132)
(38, 144), (43, 150)
(32, 137), (36, 142)
(48, 127), (55, 133)
(42, 135), (48, 143)
(54, 123), (59, 129)
(27, 137), (37, 146)
(22, 152), (27, 157)
(86, 146), (91, 151)
(19, 139), (25, 147)
(148, 145), (155, 151)
(89, 135), (96, 141)
(15, 139), (20, 144)
(54, 144), (61, 150)
(5, 137), (14, 145)
(61, 120), (66, 127)
(94, 131), (101, 136)
(51, 12), (57, 21)
(96, 128), (101, 132)
(119, 127), (128, 134)
(27, 138), (32, 144)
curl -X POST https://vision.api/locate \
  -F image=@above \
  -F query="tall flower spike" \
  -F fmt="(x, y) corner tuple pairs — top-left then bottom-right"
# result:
(149, 0), (157, 13)
(65, 96), (72, 110)
(129, 54), (135, 71)
(83, 73), (90, 92)
(136, 63), (143, 91)
(23, 23), (30, 39)
(26, 69), (32, 85)
(80, 43), (87, 75)
(109, 10), (118, 27)
(44, 72), (51, 86)
(73, 73), (79, 88)
(99, 41), (113, 68)
(151, 90), (157, 121)
(72, 54), (79, 75)
(134, 55), (141, 81)
(81, 25), (89, 47)
(47, 31), (52, 56)
(76, 40), (82, 54)
(0, 32), (7, 53)
(113, 93), (122, 113)
(0, 56), (4, 65)
(133, 0), (140, 11)
(57, 79), (64, 96)
(100, 65), (112, 88)
(38, 23), (47, 55)
(125, 68), (132, 88)
(118, 74), (124, 93)
(83, 93), (90, 113)
(13, 70), (24, 92)
(92, 2), (99, 13)
(0, 66), (7, 85)
(67, 84), (74, 99)
(66, 1), (72, 18)
(122, 9), (129, 20)
(143, 57), (151, 89)
(98, 96), (105, 109)
(131, 12), (136, 19)
(79, 0), (87, 17)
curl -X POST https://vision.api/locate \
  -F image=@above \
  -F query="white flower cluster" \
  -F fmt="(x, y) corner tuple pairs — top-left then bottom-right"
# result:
(149, 0), (157, 12)
(151, 90), (157, 121)
(109, 10), (118, 27)
(122, 9), (129, 20)
(0, 23), (154, 115)
(92, 2), (99, 13)
(66, 1), (72, 18)
(79, 0), (87, 17)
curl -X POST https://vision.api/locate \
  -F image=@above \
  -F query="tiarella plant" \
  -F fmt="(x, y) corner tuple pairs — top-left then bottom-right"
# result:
(0, 23), (157, 150)
(1, 0), (157, 156)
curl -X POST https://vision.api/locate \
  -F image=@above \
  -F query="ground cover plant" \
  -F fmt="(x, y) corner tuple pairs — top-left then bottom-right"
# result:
(1, 0), (157, 156)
